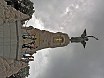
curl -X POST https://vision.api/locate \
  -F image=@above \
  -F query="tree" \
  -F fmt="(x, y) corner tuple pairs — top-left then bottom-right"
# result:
(7, 66), (30, 78)
(19, 0), (35, 19)
(5, 0), (35, 20)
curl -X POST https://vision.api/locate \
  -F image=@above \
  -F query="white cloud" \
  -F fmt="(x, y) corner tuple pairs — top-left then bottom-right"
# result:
(27, 14), (44, 30)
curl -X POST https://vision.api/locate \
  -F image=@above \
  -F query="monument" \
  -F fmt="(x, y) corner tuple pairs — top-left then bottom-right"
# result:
(0, 0), (98, 78)
(0, 0), (70, 77)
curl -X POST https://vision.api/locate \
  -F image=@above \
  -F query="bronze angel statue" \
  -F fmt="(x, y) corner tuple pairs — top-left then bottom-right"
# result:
(70, 29), (98, 48)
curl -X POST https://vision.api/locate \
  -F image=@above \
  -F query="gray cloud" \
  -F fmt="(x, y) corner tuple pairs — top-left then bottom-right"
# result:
(29, 0), (104, 78)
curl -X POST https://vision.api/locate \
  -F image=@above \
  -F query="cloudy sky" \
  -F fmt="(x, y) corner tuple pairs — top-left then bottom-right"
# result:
(27, 0), (104, 78)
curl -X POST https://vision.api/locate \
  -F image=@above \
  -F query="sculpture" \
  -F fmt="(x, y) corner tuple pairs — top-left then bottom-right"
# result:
(70, 29), (98, 48)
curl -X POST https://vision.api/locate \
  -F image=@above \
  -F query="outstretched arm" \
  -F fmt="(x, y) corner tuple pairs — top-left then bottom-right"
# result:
(87, 36), (99, 40)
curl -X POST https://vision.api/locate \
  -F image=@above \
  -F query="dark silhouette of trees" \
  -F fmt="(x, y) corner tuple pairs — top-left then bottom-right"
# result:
(5, 0), (35, 20)
(6, 66), (30, 78)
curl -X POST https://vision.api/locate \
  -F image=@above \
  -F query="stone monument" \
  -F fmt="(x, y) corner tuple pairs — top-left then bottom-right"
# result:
(0, 0), (70, 77)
